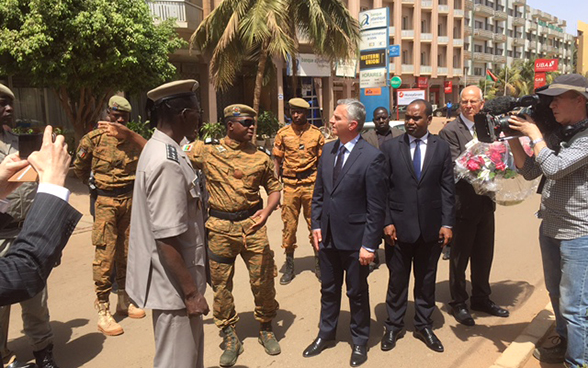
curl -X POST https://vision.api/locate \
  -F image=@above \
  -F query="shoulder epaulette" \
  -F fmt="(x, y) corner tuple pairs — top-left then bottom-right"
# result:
(309, 124), (321, 131)
(166, 144), (179, 163)
(258, 146), (271, 156)
(204, 138), (219, 145)
(87, 129), (105, 139)
(277, 125), (289, 133)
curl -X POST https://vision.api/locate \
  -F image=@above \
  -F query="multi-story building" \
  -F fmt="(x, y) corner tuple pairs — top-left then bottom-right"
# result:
(578, 21), (588, 75)
(464, 0), (575, 83)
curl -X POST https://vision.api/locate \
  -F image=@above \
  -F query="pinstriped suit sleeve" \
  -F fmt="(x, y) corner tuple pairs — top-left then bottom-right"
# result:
(0, 193), (82, 306)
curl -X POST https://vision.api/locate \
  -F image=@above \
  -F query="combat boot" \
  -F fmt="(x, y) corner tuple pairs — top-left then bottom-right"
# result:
(258, 322), (281, 355)
(314, 250), (321, 282)
(219, 325), (243, 367)
(279, 252), (295, 285)
(95, 300), (124, 336)
(116, 290), (146, 319)
(33, 343), (58, 368)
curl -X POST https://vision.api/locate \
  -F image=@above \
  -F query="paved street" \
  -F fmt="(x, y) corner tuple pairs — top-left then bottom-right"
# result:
(6, 121), (552, 367)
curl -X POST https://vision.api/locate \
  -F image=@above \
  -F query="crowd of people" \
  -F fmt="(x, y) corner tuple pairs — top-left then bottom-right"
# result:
(0, 73), (587, 368)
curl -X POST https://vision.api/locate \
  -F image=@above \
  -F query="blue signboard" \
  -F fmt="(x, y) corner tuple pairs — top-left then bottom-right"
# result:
(389, 44), (400, 58)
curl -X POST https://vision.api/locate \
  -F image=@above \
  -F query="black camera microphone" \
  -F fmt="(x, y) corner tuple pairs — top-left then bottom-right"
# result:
(482, 96), (517, 115)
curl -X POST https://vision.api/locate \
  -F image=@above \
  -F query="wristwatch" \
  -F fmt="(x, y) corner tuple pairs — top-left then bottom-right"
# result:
(530, 138), (544, 148)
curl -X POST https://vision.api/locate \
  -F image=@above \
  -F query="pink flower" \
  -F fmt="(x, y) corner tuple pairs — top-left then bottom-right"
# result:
(466, 156), (484, 171)
(495, 161), (506, 171)
(489, 151), (503, 164)
(489, 143), (507, 154)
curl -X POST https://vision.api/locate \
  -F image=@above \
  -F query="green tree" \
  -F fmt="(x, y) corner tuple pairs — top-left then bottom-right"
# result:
(191, 0), (360, 141)
(0, 0), (185, 143)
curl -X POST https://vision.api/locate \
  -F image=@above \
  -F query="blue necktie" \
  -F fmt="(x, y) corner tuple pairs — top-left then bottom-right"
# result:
(333, 145), (346, 184)
(413, 139), (421, 180)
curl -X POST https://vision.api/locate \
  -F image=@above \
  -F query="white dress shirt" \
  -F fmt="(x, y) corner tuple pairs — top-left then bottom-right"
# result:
(460, 113), (476, 138)
(334, 134), (361, 167)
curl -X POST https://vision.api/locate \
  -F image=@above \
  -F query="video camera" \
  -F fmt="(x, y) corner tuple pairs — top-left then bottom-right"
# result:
(474, 87), (556, 143)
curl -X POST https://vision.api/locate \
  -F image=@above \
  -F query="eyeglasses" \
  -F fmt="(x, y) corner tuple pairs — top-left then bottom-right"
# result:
(233, 118), (256, 127)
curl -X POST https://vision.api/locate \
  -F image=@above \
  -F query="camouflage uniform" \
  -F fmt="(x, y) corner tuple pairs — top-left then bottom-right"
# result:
(273, 123), (324, 251)
(189, 137), (281, 328)
(0, 130), (53, 363)
(73, 130), (141, 302)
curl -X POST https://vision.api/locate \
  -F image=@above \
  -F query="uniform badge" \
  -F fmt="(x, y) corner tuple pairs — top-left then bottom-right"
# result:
(182, 144), (193, 152)
(216, 146), (227, 153)
(78, 147), (87, 159)
(233, 169), (244, 179)
(299, 143), (305, 150)
(166, 144), (179, 163)
(232, 106), (241, 116)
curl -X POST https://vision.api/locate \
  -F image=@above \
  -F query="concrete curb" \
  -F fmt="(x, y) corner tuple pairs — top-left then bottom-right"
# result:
(489, 303), (554, 368)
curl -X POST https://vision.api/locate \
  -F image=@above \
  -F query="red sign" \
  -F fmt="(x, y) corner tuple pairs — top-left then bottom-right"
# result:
(417, 77), (428, 88)
(364, 88), (382, 96)
(534, 72), (547, 89)
(534, 59), (559, 72)
(444, 81), (453, 94)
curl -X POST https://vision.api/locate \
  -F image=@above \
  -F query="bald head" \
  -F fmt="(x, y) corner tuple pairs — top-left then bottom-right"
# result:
(460, 85), (485, 121)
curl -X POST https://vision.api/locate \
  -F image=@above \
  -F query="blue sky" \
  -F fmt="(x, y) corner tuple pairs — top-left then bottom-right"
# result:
(527, 0), (588, 36)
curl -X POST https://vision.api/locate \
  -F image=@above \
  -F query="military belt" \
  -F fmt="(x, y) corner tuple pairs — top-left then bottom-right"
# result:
(209, 202), (262, 222)
(96, 184), (134, 198)
(282, 167), (316, 180)
(207, 249), (236, 264)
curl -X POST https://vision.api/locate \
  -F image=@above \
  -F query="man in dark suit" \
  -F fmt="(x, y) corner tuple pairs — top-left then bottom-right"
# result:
(380, 99), (455, 353)
(438, 85), (509, 326)
(303, 99), (387, 367)
(0, 125), (82, 306)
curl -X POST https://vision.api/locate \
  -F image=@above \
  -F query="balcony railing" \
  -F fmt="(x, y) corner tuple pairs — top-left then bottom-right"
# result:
(401, 30), (415, 38)
(494, 55), (506, 63)
(512, 0), (526, 5)
(421, 0), (433, 9)
(389, 26), (396, 36)
(438, 5), (449, 13)
(494, 10), (507, 20)
(149, 0), (204, 31)
(493, 33), (507, 43)
(539, 26), (549, 35)
(528, 22), (537, 31)
(454, 9), (464, 18)
(512, 38), (525, 46)
(438, 36), (449, 44)
(474, 4), (494, 17)
(465, 0), (473, 10)
(464, 50), (472, 59)
(453, 68), (463, 76)
(473, 28), (493, 40)
(421, 33), (433, 41)
(402, 64), (415, 73)
(473, 52), (493, 62)
(512, 17), (525, 26)
(437, 67), (448, 75)
(401, 0), (415, 4)
(453, 38), (464, 46)
(531, 9), (540, 18)
(420, 66), (433, 74)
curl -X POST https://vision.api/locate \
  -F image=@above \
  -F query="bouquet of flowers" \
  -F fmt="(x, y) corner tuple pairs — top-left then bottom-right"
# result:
(454, 138), (539, 204)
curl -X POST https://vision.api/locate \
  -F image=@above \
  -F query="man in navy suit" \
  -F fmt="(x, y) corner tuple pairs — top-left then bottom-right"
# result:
(303, 99), (387, 367)
(380, 99), (455, 353)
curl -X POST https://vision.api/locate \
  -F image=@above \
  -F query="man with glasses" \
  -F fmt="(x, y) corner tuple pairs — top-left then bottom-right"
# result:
(439, 85), (509, 327)
(273, 98), (325, 285)
(189, 104), (282, 367)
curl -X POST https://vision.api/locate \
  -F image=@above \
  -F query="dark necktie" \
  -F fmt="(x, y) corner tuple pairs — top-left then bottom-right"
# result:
(413, 139), (421, 180)
(333, 145), (346, 184)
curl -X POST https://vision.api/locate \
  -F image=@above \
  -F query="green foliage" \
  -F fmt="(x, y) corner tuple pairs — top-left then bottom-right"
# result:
(256, 110), (279, 139)
(200, 121), (226, 140)
(126, 116), (154, 139)
(10, 127), (34, 135)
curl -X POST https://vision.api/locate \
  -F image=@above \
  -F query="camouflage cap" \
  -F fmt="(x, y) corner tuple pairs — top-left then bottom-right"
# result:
(108, 96), (132, 112)
(289, 97), (310, 109)
(0, 83), (15, 100)
(147, 79), (199, 105)
(223, 104), (257, 118)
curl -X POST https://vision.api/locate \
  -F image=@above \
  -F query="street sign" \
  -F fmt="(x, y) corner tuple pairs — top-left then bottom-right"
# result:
(390, 76), (402, 88)
(388, 44), (400, 57)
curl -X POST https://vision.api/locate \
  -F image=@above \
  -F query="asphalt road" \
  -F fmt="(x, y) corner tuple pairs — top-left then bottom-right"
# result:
(6, 119), (551, 367)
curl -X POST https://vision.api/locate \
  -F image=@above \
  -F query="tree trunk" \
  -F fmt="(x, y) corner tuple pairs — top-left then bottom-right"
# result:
(252, 43), (270, 145)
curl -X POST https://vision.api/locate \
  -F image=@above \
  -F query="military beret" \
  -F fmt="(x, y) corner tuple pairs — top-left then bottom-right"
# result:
(147, 79), (199, 105)
(289, 98), (310, 109)
(0, 83), (15, 100)
(108, 96), (132, 112)
(223, 104), (257, 118)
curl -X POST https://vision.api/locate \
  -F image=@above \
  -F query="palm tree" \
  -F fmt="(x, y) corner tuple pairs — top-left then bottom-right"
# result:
(191, 0), (360, 141)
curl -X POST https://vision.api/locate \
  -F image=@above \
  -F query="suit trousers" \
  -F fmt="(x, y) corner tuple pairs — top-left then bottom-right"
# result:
(449, 206), (495, 306)
(152, 309), (204, 368)
(318, 247), (370, 346)
(384, 239), (443, 331)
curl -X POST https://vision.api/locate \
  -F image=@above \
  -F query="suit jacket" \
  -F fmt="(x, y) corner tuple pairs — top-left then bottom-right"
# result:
(362, 127), (404, 149)
(311, 136), (387, 251)
(0, 193), (81, 306)
(382, 133), (455, 244)
(438, 116), (495, 217)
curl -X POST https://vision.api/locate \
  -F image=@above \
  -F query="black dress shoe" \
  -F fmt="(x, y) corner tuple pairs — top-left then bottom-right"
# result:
(34, 343), (59, 368)
(413, 327), (444, 353)
(471, 300), (509, 317)
(350, 344), (367, 367)
(381, 329), (405, 351)
(303, 337), (334, 357)
(452, 304), (475, 326)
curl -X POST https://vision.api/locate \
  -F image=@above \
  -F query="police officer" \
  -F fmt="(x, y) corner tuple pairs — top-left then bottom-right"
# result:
(73, 96), (145, 337)
(189, 104), (282, 367)
(273, 98), (324, 284)
(0, 83), (60, 368)
(126, 79), (209, 368)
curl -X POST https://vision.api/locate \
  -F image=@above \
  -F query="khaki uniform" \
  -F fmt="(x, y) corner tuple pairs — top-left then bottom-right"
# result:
(73, 129), (141, 302)
(189, 137), (281, 328)
(272, 123), (324, 251)
(0, 130), (53, 361)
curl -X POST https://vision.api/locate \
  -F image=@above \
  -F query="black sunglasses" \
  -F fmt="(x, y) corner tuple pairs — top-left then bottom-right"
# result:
(233, 118), (256, 127)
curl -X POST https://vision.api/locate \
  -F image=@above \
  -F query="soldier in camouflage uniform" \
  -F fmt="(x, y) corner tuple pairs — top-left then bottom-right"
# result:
(0, 84), (60, 368)
(272, 98), (325, 285)
(188, 104), (282, 368)
(73, 96), (146, 337)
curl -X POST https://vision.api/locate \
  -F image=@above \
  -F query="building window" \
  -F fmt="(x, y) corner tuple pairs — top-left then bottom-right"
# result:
(474, 67), (483, 76)
(402, 50), (409, 64)
(402, 16), (410, 30)
(474, 44), (483, 52)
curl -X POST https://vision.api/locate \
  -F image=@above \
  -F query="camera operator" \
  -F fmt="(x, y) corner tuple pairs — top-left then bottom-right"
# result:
(508, 74), (588, 367)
